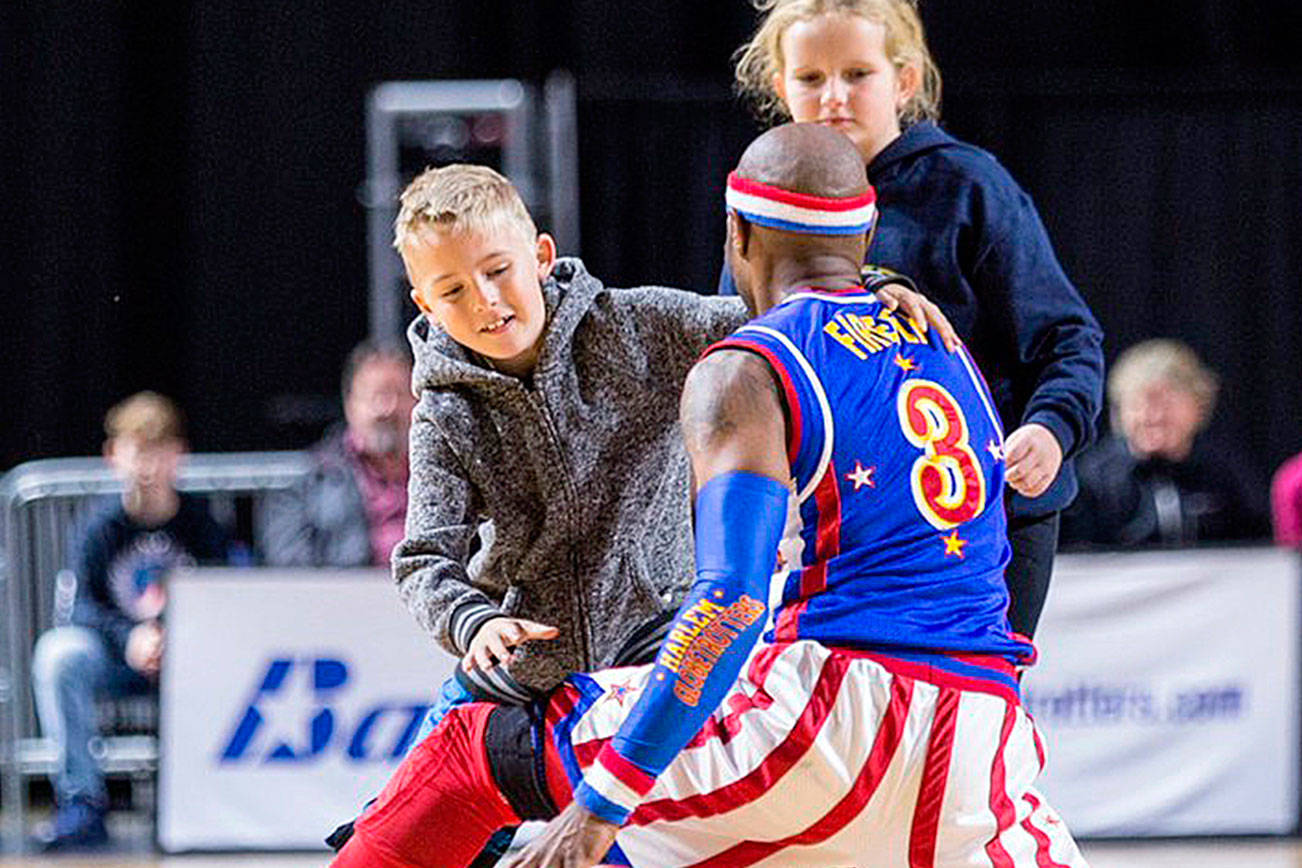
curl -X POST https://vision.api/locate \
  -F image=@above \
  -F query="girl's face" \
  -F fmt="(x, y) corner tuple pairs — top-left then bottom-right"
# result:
(775, 13), (918, 163)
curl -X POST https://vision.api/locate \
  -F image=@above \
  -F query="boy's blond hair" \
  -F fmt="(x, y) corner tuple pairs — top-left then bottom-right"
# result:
(104, 391), (185, 443)
(393, 164), (538, 251)
(1108, 339), (1219, 430)
(734, 0), (942, 127)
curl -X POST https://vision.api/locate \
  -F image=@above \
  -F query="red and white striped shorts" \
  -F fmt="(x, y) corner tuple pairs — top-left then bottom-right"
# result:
(551, 640), (1087, 867)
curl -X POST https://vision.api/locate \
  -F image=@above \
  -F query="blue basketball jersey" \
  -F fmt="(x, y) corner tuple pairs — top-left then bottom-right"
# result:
(707, 285), (1035, 689)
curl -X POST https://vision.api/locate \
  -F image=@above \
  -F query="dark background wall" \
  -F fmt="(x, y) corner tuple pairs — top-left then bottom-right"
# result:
(2, 1), (1301, 486)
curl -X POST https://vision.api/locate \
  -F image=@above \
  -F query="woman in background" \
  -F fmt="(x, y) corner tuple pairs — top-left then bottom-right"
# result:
(1062, 339), (1269, 548)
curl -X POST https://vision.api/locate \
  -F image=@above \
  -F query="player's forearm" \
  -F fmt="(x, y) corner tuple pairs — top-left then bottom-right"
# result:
(574, 582), (765, 824)
(573, 471), (787, 824)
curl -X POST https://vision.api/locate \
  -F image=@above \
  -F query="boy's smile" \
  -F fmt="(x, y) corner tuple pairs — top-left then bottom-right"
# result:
(404, 226), (556, 376)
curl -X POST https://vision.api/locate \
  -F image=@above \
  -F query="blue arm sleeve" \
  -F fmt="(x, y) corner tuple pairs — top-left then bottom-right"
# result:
(573, 471), (788, 824)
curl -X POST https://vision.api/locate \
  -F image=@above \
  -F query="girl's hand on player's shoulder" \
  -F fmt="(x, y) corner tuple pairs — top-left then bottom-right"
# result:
(875, 283), (961, 352)
(463, 617), (560, 672)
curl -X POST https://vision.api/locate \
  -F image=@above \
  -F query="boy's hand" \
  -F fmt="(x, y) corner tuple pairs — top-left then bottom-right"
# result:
(463, 617), (559, 673)
(1004, 423), (1063, 498)
(125, 620), (165, 677)
(875, 283), (961, 352)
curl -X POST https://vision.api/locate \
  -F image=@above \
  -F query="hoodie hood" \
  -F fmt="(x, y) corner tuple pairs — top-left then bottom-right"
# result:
(407, 257), (604, 393)
(868, 121), (957, 177)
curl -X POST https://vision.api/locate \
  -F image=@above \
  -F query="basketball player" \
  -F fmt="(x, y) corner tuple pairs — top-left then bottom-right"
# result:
(333, 123), (1085, 868)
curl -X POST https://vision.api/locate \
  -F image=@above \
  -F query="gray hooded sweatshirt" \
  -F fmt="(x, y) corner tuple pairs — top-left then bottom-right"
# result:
(395, 258), (746, 701)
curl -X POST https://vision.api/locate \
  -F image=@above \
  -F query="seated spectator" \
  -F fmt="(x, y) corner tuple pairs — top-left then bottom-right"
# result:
(1272, 453), (1302, 545)
(1061, 340), (1269, 548)
(31, 392), (229, 850)
(260, 339), (415, 567)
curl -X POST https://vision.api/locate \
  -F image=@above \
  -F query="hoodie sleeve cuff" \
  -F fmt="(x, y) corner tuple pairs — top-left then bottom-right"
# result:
(448, 599), (505, 657)
(1022, 409), (1078, 461)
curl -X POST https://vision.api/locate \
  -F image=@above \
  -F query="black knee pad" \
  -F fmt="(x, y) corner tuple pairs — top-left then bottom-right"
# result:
(485, 703), (558, 822)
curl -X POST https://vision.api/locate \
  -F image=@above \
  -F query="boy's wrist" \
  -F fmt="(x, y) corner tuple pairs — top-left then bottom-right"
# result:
(449, 598), (506, 656)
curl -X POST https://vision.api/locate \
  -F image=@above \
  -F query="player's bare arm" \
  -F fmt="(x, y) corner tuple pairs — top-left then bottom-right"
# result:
(679, 348), (790, 488)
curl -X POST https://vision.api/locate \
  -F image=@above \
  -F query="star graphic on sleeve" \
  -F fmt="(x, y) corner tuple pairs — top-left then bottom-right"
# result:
(844, 461), (877, 491)
(893, 353), (918, 373)
(607, 679), (637, 706)
(986, 440), (1005, 462)
(941, 530), (967, 559)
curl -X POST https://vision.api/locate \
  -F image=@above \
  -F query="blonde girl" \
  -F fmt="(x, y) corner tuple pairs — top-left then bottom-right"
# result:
(722, 0), (1106, 639)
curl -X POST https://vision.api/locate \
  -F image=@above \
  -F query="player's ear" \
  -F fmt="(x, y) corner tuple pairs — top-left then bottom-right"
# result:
(728, 212), (752, 259)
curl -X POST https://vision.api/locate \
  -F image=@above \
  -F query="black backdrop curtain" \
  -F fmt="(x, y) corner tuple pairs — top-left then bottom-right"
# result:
(2, 2), (1301, 490)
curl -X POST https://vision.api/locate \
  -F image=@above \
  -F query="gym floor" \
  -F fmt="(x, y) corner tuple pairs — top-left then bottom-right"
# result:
(1, 838), (1300, 867)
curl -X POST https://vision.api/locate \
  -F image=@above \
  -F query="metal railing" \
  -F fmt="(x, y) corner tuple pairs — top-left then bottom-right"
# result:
(0, 451), (312, 852)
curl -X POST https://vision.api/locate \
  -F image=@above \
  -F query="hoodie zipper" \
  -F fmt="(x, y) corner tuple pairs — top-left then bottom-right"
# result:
(523, 385), (591, 670)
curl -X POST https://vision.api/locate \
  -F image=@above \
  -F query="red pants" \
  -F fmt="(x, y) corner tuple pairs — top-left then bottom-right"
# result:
(332, 702), (570, 868)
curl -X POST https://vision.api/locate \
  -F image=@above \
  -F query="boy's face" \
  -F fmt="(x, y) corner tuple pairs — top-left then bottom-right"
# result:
(106, 435), (185, 494)
(405, 225), (555, 376)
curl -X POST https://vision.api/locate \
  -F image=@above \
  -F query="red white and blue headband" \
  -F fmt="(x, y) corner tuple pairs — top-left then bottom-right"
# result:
(725, 171), (877, 236)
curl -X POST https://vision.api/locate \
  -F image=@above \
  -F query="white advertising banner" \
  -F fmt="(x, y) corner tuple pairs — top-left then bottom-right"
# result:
(1025, 547), (1300, 837)
(157, 568), (457, 851)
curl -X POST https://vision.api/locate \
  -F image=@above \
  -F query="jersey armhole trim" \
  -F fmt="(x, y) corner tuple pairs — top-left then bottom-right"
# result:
(704, 339), (802, 465)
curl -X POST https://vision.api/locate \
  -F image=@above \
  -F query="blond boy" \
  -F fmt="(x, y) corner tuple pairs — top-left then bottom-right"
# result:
(31, 393), (228, 850)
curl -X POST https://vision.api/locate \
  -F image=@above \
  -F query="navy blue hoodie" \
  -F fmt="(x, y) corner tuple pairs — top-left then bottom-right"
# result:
(720, 122), (1104, 518)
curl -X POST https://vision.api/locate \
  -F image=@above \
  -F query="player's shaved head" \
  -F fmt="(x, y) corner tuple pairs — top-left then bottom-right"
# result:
(735, 123), (869, 200)
(726, 123), (872, 314)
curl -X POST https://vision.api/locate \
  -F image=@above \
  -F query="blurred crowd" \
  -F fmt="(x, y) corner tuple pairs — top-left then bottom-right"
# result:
(27, 339), (415, 850)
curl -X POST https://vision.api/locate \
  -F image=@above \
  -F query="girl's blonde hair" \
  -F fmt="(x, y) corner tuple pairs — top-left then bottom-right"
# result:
(734, 0), (942, 126)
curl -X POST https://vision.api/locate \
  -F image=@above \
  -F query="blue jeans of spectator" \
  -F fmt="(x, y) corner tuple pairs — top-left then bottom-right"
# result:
(31, 626), (153, 806)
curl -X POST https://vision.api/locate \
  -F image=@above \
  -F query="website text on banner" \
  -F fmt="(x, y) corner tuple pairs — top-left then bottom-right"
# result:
(1025, 547), (1300, 837)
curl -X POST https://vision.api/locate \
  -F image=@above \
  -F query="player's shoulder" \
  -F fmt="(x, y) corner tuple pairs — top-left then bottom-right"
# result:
(683, 345), (782, 432)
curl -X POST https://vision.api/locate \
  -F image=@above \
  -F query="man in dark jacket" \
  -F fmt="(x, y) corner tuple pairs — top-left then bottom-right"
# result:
(260, 340), (415, 567)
